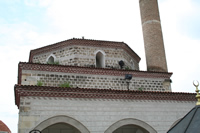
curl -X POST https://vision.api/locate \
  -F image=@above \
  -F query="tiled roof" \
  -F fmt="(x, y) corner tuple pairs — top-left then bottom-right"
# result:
(28, 38), (141, 63)
(14, 84), (196, 108)
(18, 62), (173, 84)
(0, 120), (11, 133)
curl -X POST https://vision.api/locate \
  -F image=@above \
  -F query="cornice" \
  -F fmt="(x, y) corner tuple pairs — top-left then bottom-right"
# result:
(18, 62), (173, 84)
(14, 85), (196, 108)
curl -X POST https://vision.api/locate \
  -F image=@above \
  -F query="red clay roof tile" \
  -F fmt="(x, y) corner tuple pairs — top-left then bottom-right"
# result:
(0, 120), (11, 133)
(14, 85), (196, 108)
(17, 62), (172, 84)
(28, 38), (141, 63)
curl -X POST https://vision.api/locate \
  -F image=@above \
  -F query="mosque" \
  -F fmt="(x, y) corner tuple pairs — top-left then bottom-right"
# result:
(14, 0), (197, 133)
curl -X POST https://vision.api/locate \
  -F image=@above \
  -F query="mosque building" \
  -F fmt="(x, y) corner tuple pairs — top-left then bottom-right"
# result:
(14, 0), (197, 133)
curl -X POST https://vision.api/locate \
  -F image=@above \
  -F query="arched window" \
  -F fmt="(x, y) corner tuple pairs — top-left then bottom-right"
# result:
(105, 118), (157, 133)
(46, 54), (57, 64)
(42, 123), (81, 133)
(33, 115), (90, 133)
(96, 51), (105, 68)
(130, 60), (135, 70)
(48, 56), (54, 64)
(113, 125), (149, 133)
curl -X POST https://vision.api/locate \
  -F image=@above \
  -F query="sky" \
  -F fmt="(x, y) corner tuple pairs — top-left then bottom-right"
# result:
(0, 0), (200, 132)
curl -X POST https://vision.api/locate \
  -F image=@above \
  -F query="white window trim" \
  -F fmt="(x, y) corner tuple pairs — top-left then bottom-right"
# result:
(46, 54), (57, 63)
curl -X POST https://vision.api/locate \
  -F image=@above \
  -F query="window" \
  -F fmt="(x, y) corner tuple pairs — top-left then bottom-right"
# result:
(130, 60), (135, 70)
(95, 50), (105, 68)
(48, 56), (54, 64)
(46, 54), (57, 64)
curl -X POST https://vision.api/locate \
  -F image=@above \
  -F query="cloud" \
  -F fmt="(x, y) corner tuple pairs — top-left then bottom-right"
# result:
(39, 0), (146, 69)
(24, 0), (40, 7)
(159, 0), (200, 92)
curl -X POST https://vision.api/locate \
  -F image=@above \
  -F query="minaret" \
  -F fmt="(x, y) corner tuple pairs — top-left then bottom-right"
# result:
(139, 0), (168, 72)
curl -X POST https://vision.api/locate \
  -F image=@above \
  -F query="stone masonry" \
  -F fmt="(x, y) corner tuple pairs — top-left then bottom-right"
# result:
(30, 39), (140, 70)
(22, 70), (168, 91)
(32, 45), (139, 70)
(19, 63), (172, 92)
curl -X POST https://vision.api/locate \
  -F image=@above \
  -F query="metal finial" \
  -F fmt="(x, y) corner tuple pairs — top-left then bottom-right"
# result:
(193, 80), (200, 105)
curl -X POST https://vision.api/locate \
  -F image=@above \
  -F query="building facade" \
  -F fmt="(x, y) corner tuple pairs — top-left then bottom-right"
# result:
(14, 0), (196, 133)
(15, 38), (196, 133)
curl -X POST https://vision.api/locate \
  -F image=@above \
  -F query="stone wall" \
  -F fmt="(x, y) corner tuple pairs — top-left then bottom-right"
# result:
(21, 70), (171, 92)
(32, 45), (139, 70)
(18, 97), (196, 133)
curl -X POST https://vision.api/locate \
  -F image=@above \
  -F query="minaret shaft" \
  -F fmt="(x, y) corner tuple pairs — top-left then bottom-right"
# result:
(139, 0), (168, 72)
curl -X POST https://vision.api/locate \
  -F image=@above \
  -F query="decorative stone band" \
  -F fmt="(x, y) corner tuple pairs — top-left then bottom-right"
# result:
(14, 84), (196, 108)
(29, 38), (141, 63)
(142, 20), (161, 26)
(18, 62), (173, 84)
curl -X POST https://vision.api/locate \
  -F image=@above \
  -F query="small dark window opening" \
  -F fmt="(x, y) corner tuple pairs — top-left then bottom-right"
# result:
(48, 56), (54, 64)
(96, 52), (104, 68)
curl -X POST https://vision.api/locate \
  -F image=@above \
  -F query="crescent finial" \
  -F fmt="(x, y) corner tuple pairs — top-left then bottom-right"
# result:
(193, 80), (200, 105)
(193, 80), (199, 87)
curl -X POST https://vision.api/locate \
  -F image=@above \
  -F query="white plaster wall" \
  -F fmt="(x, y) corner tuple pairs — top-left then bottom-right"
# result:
(18, 97), (195, 133)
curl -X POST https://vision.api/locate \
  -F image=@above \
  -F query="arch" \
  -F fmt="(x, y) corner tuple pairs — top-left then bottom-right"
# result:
(32, 115), (90, 133)
(42, 123), (80, 133)
(113, 125), (148, 133)
(94, 50), (105, 68)
(105, 118), (157, 133)
(48, 56), (54, 64)
(94, 50), (106, 55)
(170, 118), (182, 128)
(46, 54), (57, 64)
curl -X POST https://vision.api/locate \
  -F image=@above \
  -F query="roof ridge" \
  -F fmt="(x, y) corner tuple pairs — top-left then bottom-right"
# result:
(72, 37), (125, 43)
(31, 38), (125, 52)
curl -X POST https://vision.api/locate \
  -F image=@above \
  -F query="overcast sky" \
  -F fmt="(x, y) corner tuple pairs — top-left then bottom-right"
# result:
(0, 0), (200, 132)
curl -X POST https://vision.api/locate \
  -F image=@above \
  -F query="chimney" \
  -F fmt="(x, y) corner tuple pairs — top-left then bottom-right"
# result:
(139, 0), (168, 72)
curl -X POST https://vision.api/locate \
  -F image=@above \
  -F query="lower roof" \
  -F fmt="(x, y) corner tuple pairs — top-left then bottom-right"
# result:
(167, 105), (200, 133)
(0, 120), (11, 133)
(14, 85), (196, 108)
